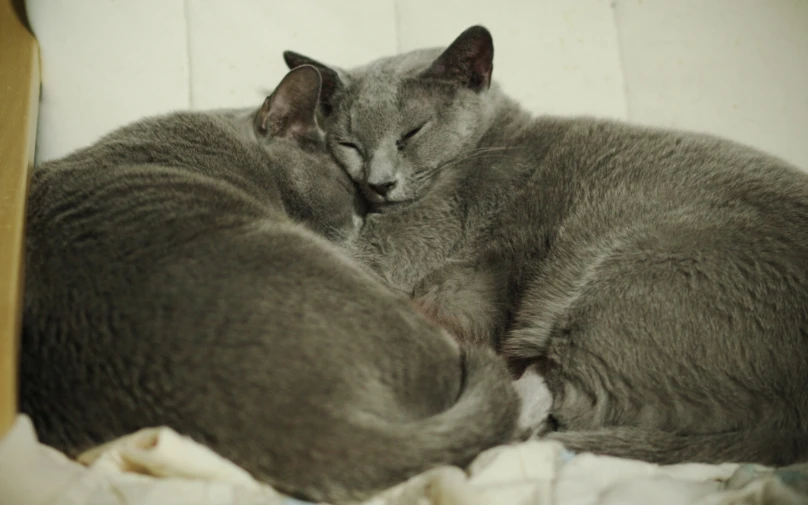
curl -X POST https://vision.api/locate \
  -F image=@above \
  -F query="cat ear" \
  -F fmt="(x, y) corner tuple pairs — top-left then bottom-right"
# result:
(420, 25), (494, 92)
(283, 51), (343, 116)
(258, 65), (322, 138)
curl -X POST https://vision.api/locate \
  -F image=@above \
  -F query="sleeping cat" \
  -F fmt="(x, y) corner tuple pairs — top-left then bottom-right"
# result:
(20, 65), (520, 503)
(283, 26), (808, 466)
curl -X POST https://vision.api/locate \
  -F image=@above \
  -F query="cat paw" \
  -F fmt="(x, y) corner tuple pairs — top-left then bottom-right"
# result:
(513, 365), (554, 435)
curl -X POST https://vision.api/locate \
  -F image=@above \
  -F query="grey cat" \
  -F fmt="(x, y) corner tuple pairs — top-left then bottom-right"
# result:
(284, 26), (808, 466)
(20, 65), (520, 503)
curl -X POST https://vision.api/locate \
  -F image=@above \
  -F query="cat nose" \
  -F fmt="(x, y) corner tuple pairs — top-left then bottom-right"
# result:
(368, 180), (397, 197)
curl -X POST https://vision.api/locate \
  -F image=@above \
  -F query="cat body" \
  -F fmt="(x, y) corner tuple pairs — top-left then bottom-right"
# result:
(20, 66), (520, 503)
(284, 28), (808, 466)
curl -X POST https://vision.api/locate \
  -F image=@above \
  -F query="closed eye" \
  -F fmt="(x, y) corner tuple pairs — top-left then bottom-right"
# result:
(397, 124), (425, 150)
(402, 125), (423, 141)
(338, 141), (361, 151)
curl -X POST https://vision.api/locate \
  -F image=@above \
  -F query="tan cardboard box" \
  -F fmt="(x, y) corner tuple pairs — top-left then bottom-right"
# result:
(0, 0), (39, 438)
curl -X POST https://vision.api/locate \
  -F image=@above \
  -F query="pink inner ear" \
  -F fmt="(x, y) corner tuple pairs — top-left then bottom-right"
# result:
(425, 31), (493, 91)
(264, 66), (321, 138)
(471, 57), (492, 89)
(468, 38), (493, 88)
(287, 111), (315, 136)
(266, 97), (318, 138)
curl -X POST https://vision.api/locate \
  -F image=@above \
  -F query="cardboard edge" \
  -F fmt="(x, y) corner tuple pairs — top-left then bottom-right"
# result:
(0, 0), (40, 439)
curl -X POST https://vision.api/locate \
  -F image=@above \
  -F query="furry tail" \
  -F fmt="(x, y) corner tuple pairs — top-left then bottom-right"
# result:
(546, 427), (808, 466)
(393, 345), (522, 466)
(315, 346), (521, 503)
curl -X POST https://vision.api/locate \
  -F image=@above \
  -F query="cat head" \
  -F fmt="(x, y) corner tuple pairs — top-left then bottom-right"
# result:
(38, 65), (363, 244)
(283, 26), (497, 210)
(233, 65), (365, 240)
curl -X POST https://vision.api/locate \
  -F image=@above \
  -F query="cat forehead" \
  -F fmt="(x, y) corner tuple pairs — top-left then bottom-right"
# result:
(337, 81), (431, 140)
(337, 74), (438, 134)
(330, 48), (451, 135)
(341, 46), (444, 107)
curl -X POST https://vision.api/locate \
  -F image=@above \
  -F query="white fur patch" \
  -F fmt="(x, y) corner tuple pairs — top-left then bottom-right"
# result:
(512, 365), (553, 433)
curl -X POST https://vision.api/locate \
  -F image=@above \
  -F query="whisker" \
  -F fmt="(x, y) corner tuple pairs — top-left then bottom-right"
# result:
(414, 147), (520, 181)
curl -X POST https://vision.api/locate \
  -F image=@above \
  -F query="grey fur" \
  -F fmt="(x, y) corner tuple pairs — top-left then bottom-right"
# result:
(21, 65), (520, 503)
(284, 26), (808, 466)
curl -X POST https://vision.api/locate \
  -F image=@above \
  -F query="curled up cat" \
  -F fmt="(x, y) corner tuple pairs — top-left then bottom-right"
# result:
(284, 26), (808, 466)
(20, 65), (520, 503)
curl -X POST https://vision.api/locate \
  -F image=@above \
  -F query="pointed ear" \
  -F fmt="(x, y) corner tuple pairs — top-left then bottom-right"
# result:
(420, 25), (494, 92)
(257, 65), (322, 138)
(283, 51), (343, 116)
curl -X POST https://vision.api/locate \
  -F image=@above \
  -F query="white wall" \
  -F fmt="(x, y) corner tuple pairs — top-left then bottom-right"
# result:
(26, 0), (808, 169)
(615, 0), (808, 168)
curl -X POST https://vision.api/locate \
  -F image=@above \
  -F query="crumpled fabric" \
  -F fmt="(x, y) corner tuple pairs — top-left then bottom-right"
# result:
(1, 415), (806, 505)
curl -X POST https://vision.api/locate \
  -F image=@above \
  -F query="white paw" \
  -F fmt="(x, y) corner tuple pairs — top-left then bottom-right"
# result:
(512, 365), (553, 433)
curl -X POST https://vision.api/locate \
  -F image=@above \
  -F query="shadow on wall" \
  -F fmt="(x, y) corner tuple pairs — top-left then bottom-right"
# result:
(12, 0), (33, 34)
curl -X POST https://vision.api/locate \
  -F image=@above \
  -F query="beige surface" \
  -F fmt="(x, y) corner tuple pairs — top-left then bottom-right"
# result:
(0, 0), (39, 438)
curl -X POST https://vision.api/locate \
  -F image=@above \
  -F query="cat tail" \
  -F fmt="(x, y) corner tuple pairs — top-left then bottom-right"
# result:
(294, 347), (519, 503)
(546, 427), (808, 467)
(364, 346), (521, 483)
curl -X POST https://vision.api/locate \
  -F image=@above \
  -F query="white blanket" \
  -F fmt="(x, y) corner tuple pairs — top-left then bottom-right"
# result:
(1, 414), (806, 505)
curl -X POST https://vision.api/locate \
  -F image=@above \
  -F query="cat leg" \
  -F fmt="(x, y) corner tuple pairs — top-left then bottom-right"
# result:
(411, 260), (507, 349)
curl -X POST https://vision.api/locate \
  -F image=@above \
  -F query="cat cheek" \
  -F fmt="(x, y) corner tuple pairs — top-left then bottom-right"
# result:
(333, 151), (364, 182)
(343, 162), (364, 182)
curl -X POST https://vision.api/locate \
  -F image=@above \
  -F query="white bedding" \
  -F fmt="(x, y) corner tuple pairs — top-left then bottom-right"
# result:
(1, 414), (806, 505)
